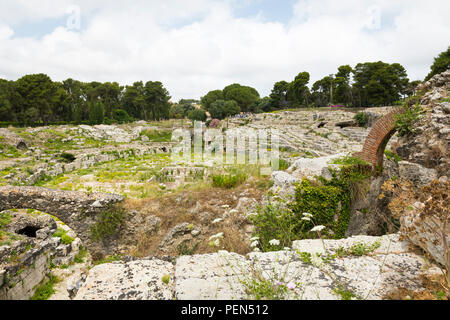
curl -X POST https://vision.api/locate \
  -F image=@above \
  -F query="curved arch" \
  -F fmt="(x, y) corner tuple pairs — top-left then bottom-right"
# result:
(354, 107), (405, 171)
(0, 186), (124, 255)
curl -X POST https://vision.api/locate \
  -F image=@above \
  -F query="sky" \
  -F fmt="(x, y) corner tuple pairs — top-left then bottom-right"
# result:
(0, 0), (449, 101)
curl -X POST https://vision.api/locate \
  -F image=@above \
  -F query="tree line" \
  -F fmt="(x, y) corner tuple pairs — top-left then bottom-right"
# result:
(0, 75), (171, 125)
(0, 47), (448, 125)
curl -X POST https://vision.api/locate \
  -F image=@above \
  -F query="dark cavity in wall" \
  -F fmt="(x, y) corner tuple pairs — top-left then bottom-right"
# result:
(17, 225), (41, 238)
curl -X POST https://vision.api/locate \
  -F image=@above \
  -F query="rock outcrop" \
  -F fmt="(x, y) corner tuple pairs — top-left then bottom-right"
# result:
(73, 234), (441, 300)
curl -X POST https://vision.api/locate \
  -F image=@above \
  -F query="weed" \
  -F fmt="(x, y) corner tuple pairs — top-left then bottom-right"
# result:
(31, 273), (60, 300)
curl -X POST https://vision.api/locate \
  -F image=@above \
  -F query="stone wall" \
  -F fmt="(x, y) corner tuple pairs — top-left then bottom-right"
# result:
(0, 186), (124, 256)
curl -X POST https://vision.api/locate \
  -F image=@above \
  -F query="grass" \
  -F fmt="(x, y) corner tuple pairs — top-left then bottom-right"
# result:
(90, 206), (126, 241)
(333, 285), (357, 300)
(385, 150), (402, 163)
(0, 211), (12, 243)
(74, 247), (89, 264)
(212, 171), (247, 189)
(141, 129), (172, 142)
(31, 273), (60, 300)
(52, 228), (74, 245)
(93, 255), (122, 266)
(331, 155), (370, 166)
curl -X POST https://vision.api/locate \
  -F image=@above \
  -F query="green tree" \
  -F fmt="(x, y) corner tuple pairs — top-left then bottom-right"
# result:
(89, 101), (104, 125)
(14, 74), (60, 125)
(288, 72), (310, 107)
(187, 109), (207, 122)
(311, 76), (333, 107)
(209, 100), (241, 120)
(123, 81), (146, 119)
(269, 81), (290, 109)
(201, 90), (224, 111)
(0, 79), (14, 122)
(223, 84), (260, 112)
(143, 81), (171, 121)
(425, 46), (450, 81)
(334, 65), (353, 105)
(352, 61), (409, 107)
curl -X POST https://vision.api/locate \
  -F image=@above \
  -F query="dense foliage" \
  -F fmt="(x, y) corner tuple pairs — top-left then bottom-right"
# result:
(251, 157), (372, 251)
(0, 49), (445, 125)
(0, 75), (171, 125)
(425, 46), (450, 81)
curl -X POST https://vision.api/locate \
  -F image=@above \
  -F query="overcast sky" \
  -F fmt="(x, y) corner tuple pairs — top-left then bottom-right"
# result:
(0, 0), (449, 101)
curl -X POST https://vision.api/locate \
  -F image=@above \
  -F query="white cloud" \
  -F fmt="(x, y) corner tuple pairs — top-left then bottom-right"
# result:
(0, 0), (449, 101)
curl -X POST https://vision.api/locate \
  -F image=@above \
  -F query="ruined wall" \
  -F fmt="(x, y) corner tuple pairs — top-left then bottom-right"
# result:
(0, 187), (124, 256)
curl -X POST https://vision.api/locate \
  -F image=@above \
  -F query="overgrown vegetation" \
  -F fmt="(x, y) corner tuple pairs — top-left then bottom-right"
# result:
(385, 150), (402, 163)
(211, 171), (247, 189)
(354, 112), (368, 127)
(251, 156), (371, 251)
(31, 273), (60, 300)
(93, 255), (122, 266)
(394, 105), (424, 137)
(52, 228), (74, 245)
(250, 201), (296, 252)
(90, 206), (126, 241)
(140, 129), (172, 142)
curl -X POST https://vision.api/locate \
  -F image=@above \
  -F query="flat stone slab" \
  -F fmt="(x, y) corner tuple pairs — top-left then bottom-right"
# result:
(74, 258), (174, 300)
(74, 234), (441, 300)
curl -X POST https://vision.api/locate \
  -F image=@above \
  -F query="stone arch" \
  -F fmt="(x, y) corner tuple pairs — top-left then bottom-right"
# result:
(0, 186), (124, 256)
(354, 107), (405, 170)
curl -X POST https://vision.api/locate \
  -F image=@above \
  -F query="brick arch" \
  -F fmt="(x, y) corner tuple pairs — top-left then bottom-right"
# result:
(354, 108), (405, 170)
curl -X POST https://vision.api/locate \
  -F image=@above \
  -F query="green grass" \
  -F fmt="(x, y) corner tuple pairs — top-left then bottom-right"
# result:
(333, 286), (357, 300)
(385, 150), (402, 163)
(52, 228), (74, 245)
(331, 155), (370, 166)
(31, 273), (60, 300)
(211, 171), (247, 189)
(93, 255), (122, 266)
(90, 207), (126, 241)
(141, 129), (172, 142)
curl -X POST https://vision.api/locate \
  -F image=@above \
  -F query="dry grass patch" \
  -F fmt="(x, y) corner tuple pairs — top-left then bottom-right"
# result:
(124, 177), (269, 258)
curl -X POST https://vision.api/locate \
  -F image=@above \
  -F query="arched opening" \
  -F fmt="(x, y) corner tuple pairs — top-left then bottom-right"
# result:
(354, 108), (404, 173)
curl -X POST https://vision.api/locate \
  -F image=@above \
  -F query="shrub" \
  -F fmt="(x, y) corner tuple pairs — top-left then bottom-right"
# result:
(209, 119), (221, 128)
(290, 179), (344, 238)
(187, 109), (207, 122)
(394, 105), (424, 137)
(211, 172), (247, 189)
(113, 109), (134, 124)
(290, 162), (371, 239)
(354, 112), (368, 127)
(90, 207), (126, 241)
(250, 202), (297, 252)
(384, 150), (402, 163)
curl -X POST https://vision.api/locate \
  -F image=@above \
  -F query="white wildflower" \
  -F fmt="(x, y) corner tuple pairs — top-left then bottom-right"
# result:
(310, 225), (326, 232)
(251, 241), (259, 248)
(209, 232), (224, 241)
(301, 217), (311, 221)
(250, 237), (260, 242)
(311, 254), (323, 267)
(302, 213), (313, 218)
(269, 239), (281, 246)
(253, 248), (261, 253)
